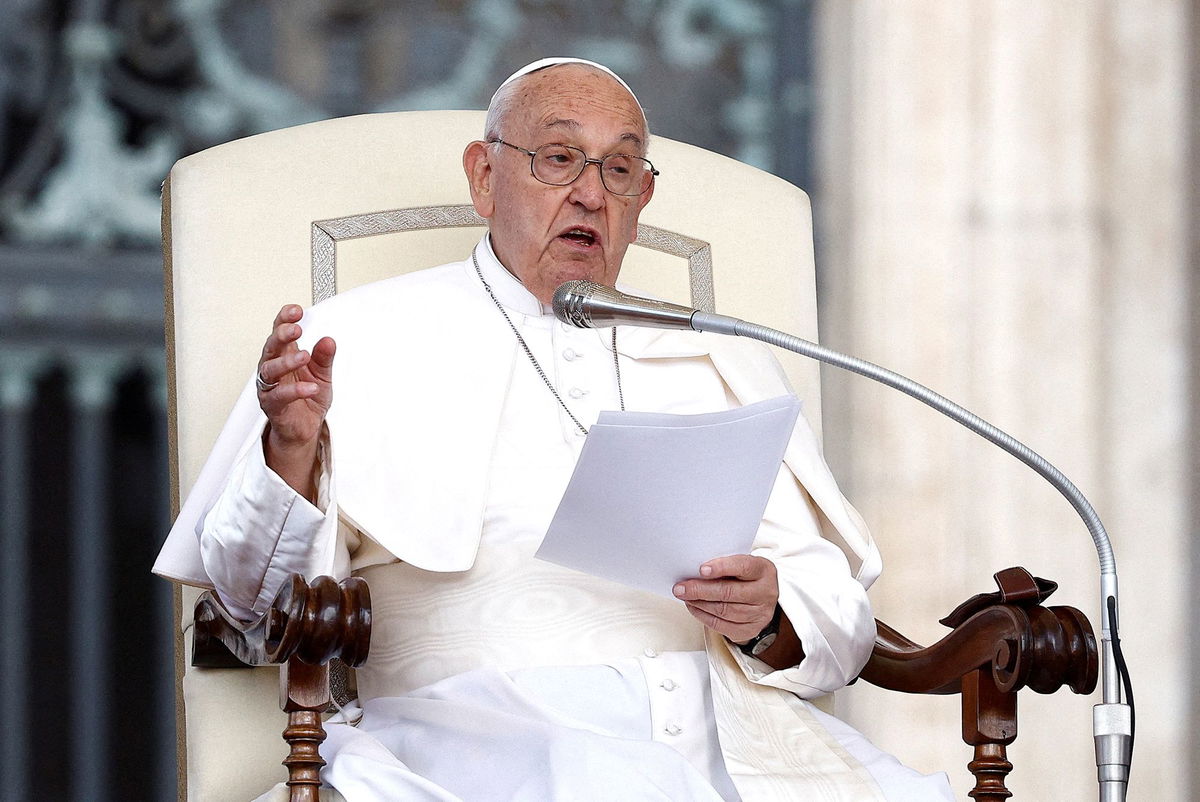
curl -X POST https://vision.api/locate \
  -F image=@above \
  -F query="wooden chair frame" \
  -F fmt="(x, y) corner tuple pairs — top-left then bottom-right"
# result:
(194, 565), (1095, 801)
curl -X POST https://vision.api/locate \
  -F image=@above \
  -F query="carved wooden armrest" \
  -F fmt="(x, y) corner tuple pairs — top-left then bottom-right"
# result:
(859, 567), (1098, 801)
(193, 575), (371, 802)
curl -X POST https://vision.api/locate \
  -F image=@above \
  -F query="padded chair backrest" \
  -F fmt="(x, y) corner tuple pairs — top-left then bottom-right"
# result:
(165, 109), (822, 800)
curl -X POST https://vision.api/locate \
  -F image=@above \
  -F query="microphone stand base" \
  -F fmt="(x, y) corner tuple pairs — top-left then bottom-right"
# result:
(1093, 703), (1132, 802)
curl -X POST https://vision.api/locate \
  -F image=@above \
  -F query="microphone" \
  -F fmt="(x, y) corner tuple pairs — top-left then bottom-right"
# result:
(552, 278), (1132, 800)
(551, 280), (737, 333)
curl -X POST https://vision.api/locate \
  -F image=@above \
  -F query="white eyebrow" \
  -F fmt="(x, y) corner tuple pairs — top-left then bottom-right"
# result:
(541, 118), (645, 149)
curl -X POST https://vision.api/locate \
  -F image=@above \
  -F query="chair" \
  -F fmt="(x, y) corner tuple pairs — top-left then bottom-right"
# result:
(158, 110), (1096, 801)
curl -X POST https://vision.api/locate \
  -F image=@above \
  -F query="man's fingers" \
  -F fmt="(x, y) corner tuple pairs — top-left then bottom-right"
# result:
(260, 382), (320, 408)
(308, 336), (337, 377)
(672, 569), (772, 600)
(272, 304), (303, 328)
(673, 578), (761, 605)
(684, 604), (764, 643)
(699, 554), (771, 581)
(674, 558), (777, 604)
(258, 351), (310, 385)
(681, 599), (762, 625)
(261, 322), (301, 360)
(261, 305), (305, 359)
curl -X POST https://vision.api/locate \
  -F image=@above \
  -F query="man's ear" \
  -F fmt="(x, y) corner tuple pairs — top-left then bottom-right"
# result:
(463, 141), (496, 219)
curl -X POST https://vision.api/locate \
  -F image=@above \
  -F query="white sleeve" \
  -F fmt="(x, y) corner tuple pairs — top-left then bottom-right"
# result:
(198, 430), (344, 621)
(726, 464), (877, 697)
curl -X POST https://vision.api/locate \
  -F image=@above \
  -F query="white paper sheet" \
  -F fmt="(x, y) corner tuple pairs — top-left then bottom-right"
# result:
(535, 395), (802, 598)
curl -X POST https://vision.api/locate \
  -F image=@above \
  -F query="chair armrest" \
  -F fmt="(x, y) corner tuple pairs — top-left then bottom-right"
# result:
(192, 575), (371, 802)
(861, 566), (1097, 697)
(192, 574), (371, 670)
(858, 567), (1097, 801)
(864, 603), (1097, 697)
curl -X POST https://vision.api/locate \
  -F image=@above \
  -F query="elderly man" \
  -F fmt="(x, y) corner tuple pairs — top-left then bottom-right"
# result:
(157, 58), (953, 801)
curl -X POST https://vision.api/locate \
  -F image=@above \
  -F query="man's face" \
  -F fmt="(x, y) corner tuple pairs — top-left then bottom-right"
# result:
(464, 66), (655, 304)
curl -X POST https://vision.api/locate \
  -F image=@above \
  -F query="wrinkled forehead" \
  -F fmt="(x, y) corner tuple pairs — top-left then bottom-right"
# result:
(487, 58), (648, 146)
(492, 56), (644, 116)
(506, 65), (648, 147)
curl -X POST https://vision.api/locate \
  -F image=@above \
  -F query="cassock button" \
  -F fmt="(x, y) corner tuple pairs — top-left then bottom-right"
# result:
(563, 348), (579, 361)
(660, 679), (678, 691)
(664, 723), (683, 736)
(643, 647), (659, 658)
(568, 387), (587, 399)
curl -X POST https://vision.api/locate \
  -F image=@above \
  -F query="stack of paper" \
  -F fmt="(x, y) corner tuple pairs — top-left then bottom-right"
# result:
(536, 395), (802, 598)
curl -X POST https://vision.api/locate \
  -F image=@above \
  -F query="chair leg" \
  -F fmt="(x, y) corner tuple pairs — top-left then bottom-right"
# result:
(282, 657), (330, 802)
(962, 670), (1017, 800)
(967, 742), (1013, 801)
(283, 710), (326, 802)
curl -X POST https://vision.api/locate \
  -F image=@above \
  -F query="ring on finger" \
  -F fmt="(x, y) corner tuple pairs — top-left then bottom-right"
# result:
(256, 368), (279, 392)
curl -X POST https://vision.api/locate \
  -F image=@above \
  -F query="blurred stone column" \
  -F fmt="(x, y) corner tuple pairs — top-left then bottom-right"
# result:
(815, 1), (1190, 798)
(1189, 1), (1200, 793)
(0, 354), (43, 799)
(67, 356), (123, 802)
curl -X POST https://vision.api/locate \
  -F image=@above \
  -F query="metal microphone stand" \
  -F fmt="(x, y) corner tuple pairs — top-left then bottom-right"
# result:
(687, 312), (1134, 802)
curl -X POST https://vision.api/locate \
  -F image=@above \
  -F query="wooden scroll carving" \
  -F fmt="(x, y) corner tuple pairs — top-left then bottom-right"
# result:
(860, 566), (1098, 801)
(193, 575), (371, 801)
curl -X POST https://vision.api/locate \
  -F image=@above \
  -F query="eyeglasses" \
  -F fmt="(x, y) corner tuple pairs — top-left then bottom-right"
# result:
(490, 139), (659, 196)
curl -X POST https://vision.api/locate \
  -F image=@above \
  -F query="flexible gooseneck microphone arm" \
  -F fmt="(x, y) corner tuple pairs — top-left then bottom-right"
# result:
(553, 279), (1133, 802)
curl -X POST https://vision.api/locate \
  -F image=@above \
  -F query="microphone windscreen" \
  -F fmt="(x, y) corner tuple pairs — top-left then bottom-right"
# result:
(553, 280), (697, 330)
(552, 280), (607, 328)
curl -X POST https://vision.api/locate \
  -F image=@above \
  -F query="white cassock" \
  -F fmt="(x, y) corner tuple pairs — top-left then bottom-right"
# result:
(154, 236), (953, 801)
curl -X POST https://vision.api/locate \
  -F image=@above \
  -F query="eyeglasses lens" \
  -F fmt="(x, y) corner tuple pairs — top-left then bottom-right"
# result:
(531, 145), (651, 195)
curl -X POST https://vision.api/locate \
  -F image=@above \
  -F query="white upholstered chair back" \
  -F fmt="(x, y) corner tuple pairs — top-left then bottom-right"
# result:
(164, 110), (824, 800)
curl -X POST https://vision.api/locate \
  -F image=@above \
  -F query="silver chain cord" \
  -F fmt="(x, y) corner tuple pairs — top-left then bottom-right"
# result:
(473, 252), (624, 436)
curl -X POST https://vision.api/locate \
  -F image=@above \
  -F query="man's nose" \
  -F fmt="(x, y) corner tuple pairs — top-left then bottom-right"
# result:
(567, 161), (606, 210)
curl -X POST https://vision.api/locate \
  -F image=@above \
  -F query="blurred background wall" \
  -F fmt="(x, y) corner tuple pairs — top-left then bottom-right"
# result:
(816, 3), (1195, 800)
(0, 1), (1192, 799)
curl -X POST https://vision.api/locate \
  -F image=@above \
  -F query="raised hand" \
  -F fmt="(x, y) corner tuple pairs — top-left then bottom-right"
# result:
(256, 304), (336, 498)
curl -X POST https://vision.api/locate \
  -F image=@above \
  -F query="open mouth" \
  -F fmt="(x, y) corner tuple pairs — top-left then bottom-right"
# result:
(558, 227), (599, 248)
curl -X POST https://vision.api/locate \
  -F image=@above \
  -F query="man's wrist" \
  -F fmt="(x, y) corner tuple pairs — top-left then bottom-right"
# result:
(263, 425), (321, 501)
(737, 603), (784, 657)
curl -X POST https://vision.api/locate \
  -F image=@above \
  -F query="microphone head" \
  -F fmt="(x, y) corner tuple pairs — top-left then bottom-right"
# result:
(552, 279), (614, 328)
(552, 279), (699, 330)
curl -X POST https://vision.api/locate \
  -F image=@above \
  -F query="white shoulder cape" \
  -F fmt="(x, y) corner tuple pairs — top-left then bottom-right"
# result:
(153, 256), (880, 591)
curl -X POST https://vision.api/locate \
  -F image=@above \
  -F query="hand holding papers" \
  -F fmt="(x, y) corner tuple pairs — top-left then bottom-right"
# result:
(535, 395), (802, 598)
